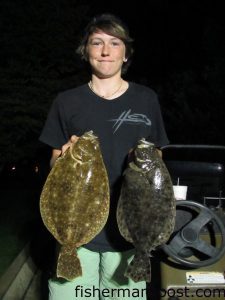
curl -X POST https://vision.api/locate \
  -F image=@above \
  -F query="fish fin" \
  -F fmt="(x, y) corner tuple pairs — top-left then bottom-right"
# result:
(125, 253), (151, 283)
(56, 245), (82, 281)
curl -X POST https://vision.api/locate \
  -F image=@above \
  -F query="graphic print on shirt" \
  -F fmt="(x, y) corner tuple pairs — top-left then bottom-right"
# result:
(109, 109), (151, 133)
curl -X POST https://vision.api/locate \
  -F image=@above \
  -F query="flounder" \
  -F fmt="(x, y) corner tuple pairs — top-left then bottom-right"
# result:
(40, 131), (110, 280)
(116, 139), (176, 282)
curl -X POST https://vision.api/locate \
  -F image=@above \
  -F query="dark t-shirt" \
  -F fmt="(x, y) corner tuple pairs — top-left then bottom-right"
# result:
(39, 82), (169, 251)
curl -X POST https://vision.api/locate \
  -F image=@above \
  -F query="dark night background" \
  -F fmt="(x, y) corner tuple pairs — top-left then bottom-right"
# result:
(0, 0), (225, 291)
(1, 0), (225, 168)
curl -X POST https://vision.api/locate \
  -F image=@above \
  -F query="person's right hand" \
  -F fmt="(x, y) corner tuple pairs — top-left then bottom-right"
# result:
(50, 135), (79, 168)
(61, 135), (79, 154)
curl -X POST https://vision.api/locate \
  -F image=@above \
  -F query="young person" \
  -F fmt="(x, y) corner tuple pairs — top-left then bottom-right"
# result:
(40, 13), (169, 300)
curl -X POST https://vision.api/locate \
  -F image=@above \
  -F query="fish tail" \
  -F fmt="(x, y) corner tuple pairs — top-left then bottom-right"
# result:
(125, 253), (151, 283)
(56, 245), (82, 281)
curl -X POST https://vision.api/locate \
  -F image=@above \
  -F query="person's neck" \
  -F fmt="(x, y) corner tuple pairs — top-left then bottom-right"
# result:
(89, 76), (125, 100)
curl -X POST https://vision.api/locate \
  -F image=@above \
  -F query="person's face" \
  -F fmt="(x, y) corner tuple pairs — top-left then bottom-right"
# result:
(86, 31), (127, 78)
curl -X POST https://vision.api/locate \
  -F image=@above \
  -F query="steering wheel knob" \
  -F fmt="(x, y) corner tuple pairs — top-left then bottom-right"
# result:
(181, 227), (198, 243)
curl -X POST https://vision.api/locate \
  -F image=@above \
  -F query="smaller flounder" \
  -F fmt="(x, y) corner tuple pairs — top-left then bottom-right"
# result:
(117, 139), (176, 282)
(40, 131), (110, 280)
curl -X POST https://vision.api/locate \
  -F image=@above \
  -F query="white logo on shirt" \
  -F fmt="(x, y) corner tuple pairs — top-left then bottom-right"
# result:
(109, 109), (151, 133)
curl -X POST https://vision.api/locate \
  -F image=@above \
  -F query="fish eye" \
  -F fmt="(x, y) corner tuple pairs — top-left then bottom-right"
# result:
(80, 147), (91, 155)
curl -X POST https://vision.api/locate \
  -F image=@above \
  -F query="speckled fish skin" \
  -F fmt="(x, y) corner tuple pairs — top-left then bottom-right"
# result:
(117, 139), (176, 283)
(40, 131), (110, 281)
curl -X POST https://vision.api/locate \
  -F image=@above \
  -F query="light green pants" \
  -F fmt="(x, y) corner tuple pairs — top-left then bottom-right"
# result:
(49, 247), (147, 300)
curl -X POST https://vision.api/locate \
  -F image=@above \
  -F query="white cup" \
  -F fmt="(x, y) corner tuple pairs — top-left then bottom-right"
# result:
(173, 185), (188, 200)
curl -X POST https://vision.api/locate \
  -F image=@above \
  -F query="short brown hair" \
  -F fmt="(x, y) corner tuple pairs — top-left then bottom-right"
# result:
(76, 14), (134, 74)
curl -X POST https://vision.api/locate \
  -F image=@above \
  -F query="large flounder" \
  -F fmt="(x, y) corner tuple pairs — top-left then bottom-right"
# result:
(40, 131), (110, 280)
(116, 139), (176, 282)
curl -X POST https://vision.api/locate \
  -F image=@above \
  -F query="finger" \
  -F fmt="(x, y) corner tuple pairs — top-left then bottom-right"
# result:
(61, 142), (72, 154)
(61, 136), (79, 154)
(70, 135), (79, 143)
